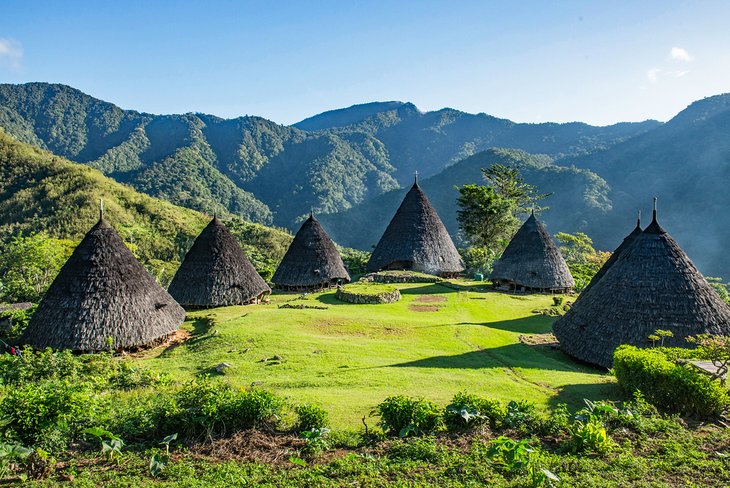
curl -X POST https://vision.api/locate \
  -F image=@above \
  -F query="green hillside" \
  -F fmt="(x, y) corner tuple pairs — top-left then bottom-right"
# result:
(0, 129), (291, 268)
(321, 148), (611, 250)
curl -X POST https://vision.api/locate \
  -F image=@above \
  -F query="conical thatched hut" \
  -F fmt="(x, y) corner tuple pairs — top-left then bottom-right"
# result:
(272, 214), (350, 291)
(22, 216), (185, 351)
(553, 202), (730, 368)
(490, 212), (574, 292)
(366, 179), (464, 277)
(580, 213), (642, 296)
(168, 217), (270, 308)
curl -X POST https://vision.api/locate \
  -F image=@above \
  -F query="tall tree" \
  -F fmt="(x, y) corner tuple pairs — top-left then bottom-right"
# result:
(456, 164), (550, 270)
(483, 163), (551, 215)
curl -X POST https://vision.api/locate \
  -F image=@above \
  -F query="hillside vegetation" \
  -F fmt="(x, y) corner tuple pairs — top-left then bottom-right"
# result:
(0, 129), (291, 268)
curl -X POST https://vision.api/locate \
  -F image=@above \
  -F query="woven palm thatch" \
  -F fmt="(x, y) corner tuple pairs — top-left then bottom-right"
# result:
(553, 207), (730, 368)
(168, 217), (270, 308)
(366, 180), (464, 277)
(580, 214), (642, 296)
(22, 217), (185, 351)
(272, 214), (350, 291)
(490, 212), (574, 292)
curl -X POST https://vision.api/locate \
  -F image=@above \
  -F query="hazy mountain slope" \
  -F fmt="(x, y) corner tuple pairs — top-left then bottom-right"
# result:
(558, 93), (730, 276)
(300, 102), (661, 182)
(0, 129), (291, 267)
(321, 148), (611, 251)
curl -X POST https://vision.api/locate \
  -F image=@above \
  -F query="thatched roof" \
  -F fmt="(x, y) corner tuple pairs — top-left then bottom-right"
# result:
(272, 214), (350, 289)
(366, 180), (464, 276)
(168, 217), (270, 308)
(22, 218), (184, 351)
(580, 214), (642, 296)
(490, 212), (574, 290)
(553, 206), (730, 368)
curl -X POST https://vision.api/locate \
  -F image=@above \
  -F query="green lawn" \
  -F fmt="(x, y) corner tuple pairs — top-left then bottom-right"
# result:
(138, 281), (618, 428)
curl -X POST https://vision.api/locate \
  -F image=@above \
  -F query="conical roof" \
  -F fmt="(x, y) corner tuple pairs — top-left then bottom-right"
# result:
(272, 214), (350, 289)
(580, 214), (643, 296)
(22, 218), (185, 351)
(490, 212), (574, 290)
(168, 217), (270, 308)
(366, 180), (464, 275)
(553, 206), (730, 368)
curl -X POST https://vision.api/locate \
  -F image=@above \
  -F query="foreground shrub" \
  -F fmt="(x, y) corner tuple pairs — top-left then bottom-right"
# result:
(376, 395), (443, 437)
(613, 345), (729, 417)
(295, 404), (329, 432)
(568, 418), (613, 454)
(0, 379), (101, 452)
(445, 391), (505, 430)
(163, 379), (283, 438)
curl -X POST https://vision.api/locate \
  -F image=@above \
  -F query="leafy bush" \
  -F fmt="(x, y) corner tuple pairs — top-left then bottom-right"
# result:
(503, 400), (540, 432)
(164, 379), (283, 438)
(376, 395), (443, 437)
(613, 345), (729, 417)
(0, 305), (36, 340)
(300, 428), (330, 456)
(486, 436), (533, 473)
(0, 379), (101, 452)
(445, 391), (505, 430)
(540, 403), (571, 437)
(295, 404), (329, 432)
(568, 418), (613, 454)
(229, 388), (284, 429)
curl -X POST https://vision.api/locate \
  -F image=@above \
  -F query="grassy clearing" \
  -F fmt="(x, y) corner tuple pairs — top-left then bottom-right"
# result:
(137, 281), (618, 429)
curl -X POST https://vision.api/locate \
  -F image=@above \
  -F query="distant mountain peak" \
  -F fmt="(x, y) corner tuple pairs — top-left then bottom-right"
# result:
(294, 101), (410, 131)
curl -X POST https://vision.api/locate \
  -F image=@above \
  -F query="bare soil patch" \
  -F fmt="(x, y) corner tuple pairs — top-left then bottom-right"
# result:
(192, 430), (304, 465)
(409, 305), (440, 312)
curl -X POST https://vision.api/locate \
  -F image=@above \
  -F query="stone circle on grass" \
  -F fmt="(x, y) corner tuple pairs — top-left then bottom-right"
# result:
(335, 282), (402, 304)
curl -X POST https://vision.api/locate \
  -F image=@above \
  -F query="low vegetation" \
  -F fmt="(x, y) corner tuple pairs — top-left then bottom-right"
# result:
(613, 344), (729, 417)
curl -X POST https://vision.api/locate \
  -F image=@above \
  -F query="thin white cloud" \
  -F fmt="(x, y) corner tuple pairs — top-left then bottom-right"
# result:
(646, 67), (690, 84)
(670, 47), (693, 62)
(647, 68), (660, 83)
(0, 38), (23, 70)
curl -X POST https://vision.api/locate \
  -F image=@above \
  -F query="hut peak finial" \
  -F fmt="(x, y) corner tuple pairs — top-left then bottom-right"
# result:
(637, 210), (641, 227)
(99, 198), (104, 220)
(414, 170), (419, 185)
(310, 207), (314, 218)
(653, 197), (658, 222)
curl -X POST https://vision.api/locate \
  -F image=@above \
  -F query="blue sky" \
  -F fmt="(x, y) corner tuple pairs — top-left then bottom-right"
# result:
(1, 0), (728, 125)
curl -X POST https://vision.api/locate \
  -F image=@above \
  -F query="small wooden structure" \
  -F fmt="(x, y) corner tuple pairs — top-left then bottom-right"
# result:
(553, 200), (730, 368)
(367, 177), (464, 277)
(22, 212), (185, 352)
(168, 216), (270, 309)
(272, 213), (350, 291)
(490, 211), (574, 293)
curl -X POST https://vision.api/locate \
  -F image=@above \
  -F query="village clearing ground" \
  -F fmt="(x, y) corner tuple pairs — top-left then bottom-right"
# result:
(137, 282), (619, 429)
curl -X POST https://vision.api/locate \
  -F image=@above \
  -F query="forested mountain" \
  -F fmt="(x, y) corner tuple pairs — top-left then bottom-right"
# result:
(3, 82), (730, 275)
(320, 148), (611, 251)
(0, 83), (657, 229)
(557, 93), (730, 277)
(296, 102), (661, 182)
(0, 129), (291, 270)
